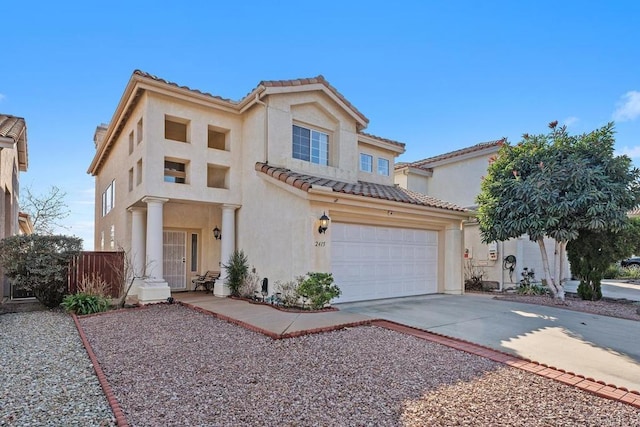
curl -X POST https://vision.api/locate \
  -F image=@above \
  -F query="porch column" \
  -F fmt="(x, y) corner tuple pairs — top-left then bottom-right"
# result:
(138, 197), (171, 304)
(215, 204), (240, 296)
(127, 207), (146, 297)
(444, 222), (463, 295)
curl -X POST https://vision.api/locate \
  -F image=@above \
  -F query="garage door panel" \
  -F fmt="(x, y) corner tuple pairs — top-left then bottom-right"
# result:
(331, 223), (438, 303)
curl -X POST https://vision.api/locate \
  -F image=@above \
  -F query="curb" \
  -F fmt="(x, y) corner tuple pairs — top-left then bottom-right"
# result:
(71, 313), (130, 427)
(370, 319), (640, 409)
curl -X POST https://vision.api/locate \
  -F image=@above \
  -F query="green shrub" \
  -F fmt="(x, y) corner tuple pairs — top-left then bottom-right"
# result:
(516, 283), (548, 295)
(577, 280), (602, 301)
(223, 249), (249, 296)
(61, 293), (111, 315)
(297, 272), (341, 309)
(619, 265), (640, 279)
(602, 263), (622, 279)
(274, 276), (305, 307)
(0, 234), (82, 308)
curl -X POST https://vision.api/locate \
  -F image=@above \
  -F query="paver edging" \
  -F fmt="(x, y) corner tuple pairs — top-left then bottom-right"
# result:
(71, 313), (129, 427)
(370, 319), (640, 409)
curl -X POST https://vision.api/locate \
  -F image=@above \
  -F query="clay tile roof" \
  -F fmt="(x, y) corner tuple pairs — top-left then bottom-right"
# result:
(358, 131), (405, 149)
(0, 114), (26, 142)
(133, 70), (238, 104)
(629, 206), (640, 216)
(258, 75), (369, 125)
(255, 162), (466, 212)
(397, 138), (506, 170)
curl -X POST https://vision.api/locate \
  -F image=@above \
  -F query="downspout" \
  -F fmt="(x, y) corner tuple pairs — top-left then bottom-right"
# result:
(254, 93), (268, 164)
(499, 240), (504, 292)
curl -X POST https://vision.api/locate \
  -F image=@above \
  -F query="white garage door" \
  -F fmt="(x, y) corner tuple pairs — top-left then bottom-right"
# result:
(331, 223), (438, 303)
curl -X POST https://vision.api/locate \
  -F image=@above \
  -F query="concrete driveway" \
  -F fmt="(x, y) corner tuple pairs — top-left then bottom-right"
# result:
(338, 293), (640, 391)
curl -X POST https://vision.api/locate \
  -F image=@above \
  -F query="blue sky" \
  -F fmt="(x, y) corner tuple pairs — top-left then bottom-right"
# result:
(3, 1), (639, 249)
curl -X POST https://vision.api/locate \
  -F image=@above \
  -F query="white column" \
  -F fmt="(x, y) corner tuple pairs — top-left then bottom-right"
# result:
(127, 207), (146, 296)
(138, 197), (171, 304)
(444, 223), (463, 295)
(215, 204), (240, 296)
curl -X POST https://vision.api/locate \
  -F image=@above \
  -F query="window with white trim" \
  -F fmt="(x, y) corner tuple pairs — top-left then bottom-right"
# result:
(377, 158), (390, 176)
(360, 153), (373, 172)
(292, 125), (329, 165)
(101, 180), (115, 216)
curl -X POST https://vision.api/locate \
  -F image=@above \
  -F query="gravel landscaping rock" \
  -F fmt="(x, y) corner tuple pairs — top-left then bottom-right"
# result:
(0, 310), (116, 426)
(76, 304), (640, 427)
(494, 293), (640, 321)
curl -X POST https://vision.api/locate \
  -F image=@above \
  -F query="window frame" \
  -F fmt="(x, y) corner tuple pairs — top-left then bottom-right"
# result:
(360, 153), (373, 173)
(101, 180), (115, 217)
(292, 124), (329, 166)
(377, 158), (390, 176)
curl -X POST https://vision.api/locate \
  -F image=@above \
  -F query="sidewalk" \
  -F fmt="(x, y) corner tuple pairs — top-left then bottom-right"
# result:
(172, 292), (371, 338)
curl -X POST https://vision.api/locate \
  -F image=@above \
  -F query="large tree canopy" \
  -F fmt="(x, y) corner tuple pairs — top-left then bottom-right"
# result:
(477, 121), (640, 300)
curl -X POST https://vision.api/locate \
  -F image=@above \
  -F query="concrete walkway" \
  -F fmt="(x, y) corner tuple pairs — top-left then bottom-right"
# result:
(339, 293), (640, 392)
(564, 279), (640, 302)
(172, 292), (371, 337)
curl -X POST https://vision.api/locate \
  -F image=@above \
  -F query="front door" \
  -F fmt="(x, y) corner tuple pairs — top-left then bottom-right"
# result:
(163, 230), (187, 290)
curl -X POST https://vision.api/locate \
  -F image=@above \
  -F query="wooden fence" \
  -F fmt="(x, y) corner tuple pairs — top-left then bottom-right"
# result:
(68, 251), (125, 298)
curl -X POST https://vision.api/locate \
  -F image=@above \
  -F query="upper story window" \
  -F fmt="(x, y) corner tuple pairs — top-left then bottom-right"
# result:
(136, 118), (143, 144)
(208, 126), (227, 150)
(128, 131), (134, 154)
(165, 116), (189, 142)
(360, 153), (373, 173)
(378, 158), (390, 176)
(164, 159), (187, 184)
(293, 125), (328, 165)
(101, 180), (115, 216)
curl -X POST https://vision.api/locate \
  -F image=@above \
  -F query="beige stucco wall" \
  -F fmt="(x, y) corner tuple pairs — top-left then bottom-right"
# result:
(421, 155), (489, 208)
(356, 142), (396, 185)
(0, 142), (20, 239)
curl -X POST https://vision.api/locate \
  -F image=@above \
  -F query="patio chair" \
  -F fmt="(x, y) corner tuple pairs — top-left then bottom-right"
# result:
(192, 271), (221, 293)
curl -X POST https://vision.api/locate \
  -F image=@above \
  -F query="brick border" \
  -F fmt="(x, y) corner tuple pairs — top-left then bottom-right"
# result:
(371, 319), (640, 408)
(72, 313), (129, 427)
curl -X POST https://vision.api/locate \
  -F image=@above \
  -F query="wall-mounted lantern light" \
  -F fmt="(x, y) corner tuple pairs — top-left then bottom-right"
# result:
(213, 226), (222, 240)
(318, 212), (330, 234)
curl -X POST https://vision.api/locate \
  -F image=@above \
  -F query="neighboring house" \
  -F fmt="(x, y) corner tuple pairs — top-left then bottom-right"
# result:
(395, 141), (571, 289)
(88, 70), (469, 304)
(0, 114), (30, 299)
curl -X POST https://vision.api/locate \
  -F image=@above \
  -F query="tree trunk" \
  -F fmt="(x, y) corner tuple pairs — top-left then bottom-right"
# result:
(537, 238), (565, 302)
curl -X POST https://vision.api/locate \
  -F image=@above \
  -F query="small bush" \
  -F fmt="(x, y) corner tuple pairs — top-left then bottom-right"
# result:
(240, 269), (260, 298)
(577, 280), (602, 301)
(223, 250), (249, 296)
(61, 293), (111, 315)
(274, 276), (305, 307)
(297, 272), (341, 309)
(619, 265), (640, 279)
(78, 273), (110, 297)
(602, 263), (622, 279)
(517, 283), (548, 295)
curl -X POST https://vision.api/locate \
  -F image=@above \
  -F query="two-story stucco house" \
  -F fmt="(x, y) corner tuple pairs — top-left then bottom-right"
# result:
(1, 114), (31, 299)
(88, 70), (470, 304)
(395, 141), (571, 289)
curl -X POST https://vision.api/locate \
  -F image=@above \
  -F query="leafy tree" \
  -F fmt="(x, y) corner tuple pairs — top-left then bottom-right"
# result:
(477, 122), (640, 301)
(567, 218), (640, 300)
(0, 234), (82, 307)
(21, 185), (70, 234)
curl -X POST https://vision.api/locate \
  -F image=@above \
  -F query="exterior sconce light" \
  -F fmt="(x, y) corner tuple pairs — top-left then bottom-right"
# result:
(213, 226), (222, 240)
(318, 212), (330, 234)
